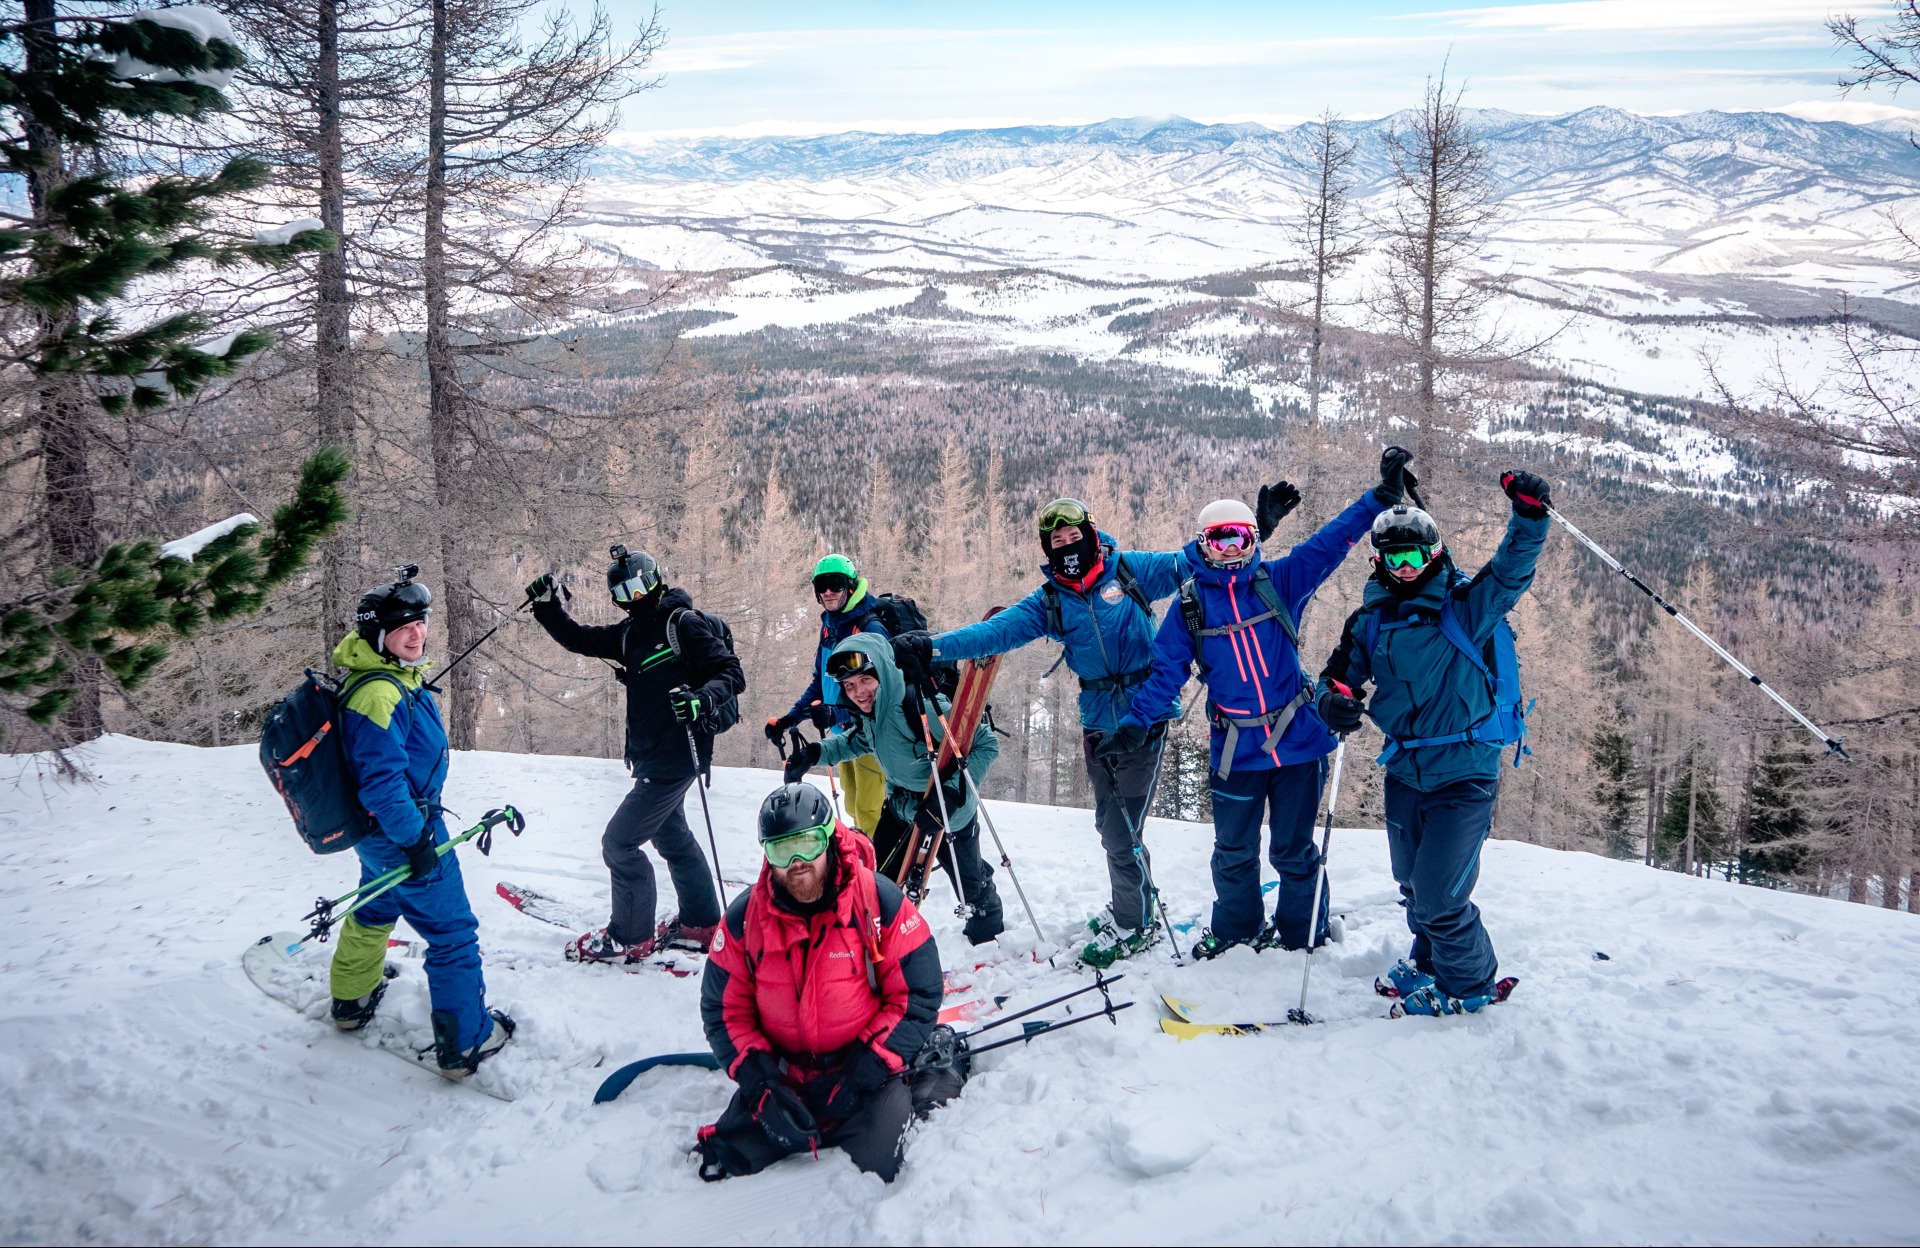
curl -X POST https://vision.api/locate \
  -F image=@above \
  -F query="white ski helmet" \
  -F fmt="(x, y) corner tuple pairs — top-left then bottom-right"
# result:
(1195, 498), (1259, 568)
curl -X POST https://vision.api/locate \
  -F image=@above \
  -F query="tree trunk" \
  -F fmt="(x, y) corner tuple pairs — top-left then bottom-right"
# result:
(1418, 142), (1440, 454)
(313, 0), (354, 653)
(1643, 722), (1662, 866)
(423, 0), (481, 749)
(1684, 747), (1698, 877)
(23, 0), (104, 740)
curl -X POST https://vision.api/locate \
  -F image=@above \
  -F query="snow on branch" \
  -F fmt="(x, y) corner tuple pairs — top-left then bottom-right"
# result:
(253, 218), (325, 246)
(110, 6), (240, 91)
(159, 512), (257, 562)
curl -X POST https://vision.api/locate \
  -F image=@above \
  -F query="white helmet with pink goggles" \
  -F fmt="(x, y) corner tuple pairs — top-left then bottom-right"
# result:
(1195, 498), (1258, 569)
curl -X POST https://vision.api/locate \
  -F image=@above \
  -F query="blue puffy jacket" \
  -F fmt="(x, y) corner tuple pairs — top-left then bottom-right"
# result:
(1122, 493), (1389, 776)
(785, 579), (892, 731)
(1321, 511), (1549, 793)
(932, 532), (1185, 734)
(331, 633), (448, 853)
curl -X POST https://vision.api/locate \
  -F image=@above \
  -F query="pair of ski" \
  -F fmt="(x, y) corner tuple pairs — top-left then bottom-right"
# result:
(494, 880), (709, 977)
(1159, 976), (1520, 1037)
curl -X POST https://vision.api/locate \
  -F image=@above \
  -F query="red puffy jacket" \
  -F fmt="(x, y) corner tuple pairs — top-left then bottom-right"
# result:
(701, 825), (941, 1077)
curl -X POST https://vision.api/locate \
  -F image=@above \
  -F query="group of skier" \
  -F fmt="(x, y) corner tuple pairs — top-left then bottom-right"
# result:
(313, 444), (1556, 1181)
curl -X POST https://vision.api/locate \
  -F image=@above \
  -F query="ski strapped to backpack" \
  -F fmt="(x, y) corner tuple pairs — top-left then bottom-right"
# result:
(261, 668), (415, 854)
(1177, 565), (1312, 778)
(1361, 572), (1533, 767)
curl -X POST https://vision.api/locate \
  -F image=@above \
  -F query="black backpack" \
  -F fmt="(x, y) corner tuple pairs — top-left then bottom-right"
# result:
(665, 608), (743, 735)
(866, 591), (959, 698)
(259, 669), (408, 854)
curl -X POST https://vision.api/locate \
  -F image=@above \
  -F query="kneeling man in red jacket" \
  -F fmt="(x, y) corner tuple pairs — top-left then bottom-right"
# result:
(698, 783), (943, 1182)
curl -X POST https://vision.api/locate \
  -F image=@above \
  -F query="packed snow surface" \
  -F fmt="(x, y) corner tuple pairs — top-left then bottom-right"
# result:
(3, 736), (1916, 1244)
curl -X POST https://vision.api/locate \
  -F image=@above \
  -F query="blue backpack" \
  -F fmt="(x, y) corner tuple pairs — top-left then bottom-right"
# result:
(1362, 575), (1532, 769)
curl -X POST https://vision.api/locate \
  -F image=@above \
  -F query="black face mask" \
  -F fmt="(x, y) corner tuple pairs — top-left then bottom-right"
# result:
(1045, 527), (1098, 581)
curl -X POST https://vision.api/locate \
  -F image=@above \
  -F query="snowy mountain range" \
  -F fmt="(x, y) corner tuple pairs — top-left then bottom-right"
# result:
(580, 107), (1920, 307)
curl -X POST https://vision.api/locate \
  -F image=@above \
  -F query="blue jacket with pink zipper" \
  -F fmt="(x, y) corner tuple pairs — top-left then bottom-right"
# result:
(1119, 491), (1390, 776)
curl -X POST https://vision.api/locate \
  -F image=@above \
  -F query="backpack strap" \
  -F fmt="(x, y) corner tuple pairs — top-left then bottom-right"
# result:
(1181, 566), (1300, 656)
(1209, 688), (1314, 778)
(1041, 582), (1064, 638)
(1112, 553), (1153, 617)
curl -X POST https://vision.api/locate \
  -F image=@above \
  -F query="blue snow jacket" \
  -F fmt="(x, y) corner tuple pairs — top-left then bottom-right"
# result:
(785, 578), (893, 731)
(331, 633), (449, 853)
(1121, 492), (1390, 776)
(1321, 511), (1549, 793)
(931, 532), (1185, 735)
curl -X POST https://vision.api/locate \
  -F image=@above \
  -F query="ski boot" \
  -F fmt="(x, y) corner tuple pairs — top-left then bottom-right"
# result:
(567, 927), (655, 964)
(431, 1008), (515, 1080)
(1255, 913), (1346, 953)
(330, 963), (398, 1031)
(1391, 977), (1519, 1018)
(1373, 958), (1434, 1000)
(656, 917), (719, 953)
(1189, 929), (1252, 961)
(1078, 909), (1161, 969)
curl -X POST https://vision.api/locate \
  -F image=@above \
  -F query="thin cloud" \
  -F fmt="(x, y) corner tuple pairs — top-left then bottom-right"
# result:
(1422, 0), (1840, 33)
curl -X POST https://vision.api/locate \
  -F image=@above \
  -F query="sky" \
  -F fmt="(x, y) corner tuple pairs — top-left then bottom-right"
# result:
(599, 0), (1920, 138)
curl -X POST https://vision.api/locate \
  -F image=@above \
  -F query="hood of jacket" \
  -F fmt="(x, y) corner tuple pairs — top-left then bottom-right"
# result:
(1179, 537), (1267, 592)
(331, 633), (430, 689)
(830, 630), (906, 719)
(746, 824), (881, 956)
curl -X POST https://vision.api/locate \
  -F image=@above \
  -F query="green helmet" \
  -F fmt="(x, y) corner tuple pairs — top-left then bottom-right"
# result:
(812, 554), (857, 580)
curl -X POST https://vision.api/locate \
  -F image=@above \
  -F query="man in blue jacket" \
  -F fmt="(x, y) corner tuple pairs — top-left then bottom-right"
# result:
(1103, 450), (1413, 960)
(891, 487), (1299, 968)
(1316, 470), (1554, 1015)
(763, 554), (891, 835)
(328, 569), (513, 1079)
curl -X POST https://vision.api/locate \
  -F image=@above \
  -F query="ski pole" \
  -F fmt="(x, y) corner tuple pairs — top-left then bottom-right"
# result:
(963, 972), (1125, 1040)
(302, 806), (525, 945)
(968, 1001), (1136, 1056)
(1291, 735), (1345, 1026)
(1100, 730), (1183, 966)
(674, 695), (730, 908)
(960, 770), (1049, 947)
(1546, 506), (1849, 759)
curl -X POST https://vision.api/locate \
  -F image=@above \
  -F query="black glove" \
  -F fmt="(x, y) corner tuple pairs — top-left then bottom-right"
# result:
(824, 1045), (897, 1117)
(1375, 446), (1413, 506)
(764, 712), (801, 744)
(891, 631), (935, 686)
(805, 701), (834, 732)
(1317, 682), (1366, 735)
(403, 831), (440, 882)
(524, 573), (557, 604)
(1501, 469), (1552, 520)
(782, 739), (820, 783)
(1256, 480), (1301, 542)
(668, 686), (704, 726)
(1095, 721), (1149, 761)
(735, 1051), (819, 1154)
(917, 769), (968, 832)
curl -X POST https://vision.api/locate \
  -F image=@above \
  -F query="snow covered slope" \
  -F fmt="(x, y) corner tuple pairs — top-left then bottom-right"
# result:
(584, 109), (1920, 300)
(4, 736), (1916, 1244)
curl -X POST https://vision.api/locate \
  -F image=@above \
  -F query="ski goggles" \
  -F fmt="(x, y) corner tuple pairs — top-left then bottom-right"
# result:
(825, 648), (877, 680)
(762, 822), (832, 868)
(1037, 498), (1092, 533)
(1200, 523), (1256, 552)
(610, 567), (661, 603)
(1379, 545), (1435, 571)
(812, 572), (856, 596)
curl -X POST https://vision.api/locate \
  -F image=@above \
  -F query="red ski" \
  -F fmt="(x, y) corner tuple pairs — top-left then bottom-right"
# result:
(894, 608), (1006, 904)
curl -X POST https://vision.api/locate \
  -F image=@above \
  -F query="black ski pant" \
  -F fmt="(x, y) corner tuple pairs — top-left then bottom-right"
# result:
(1082, 724), (1166, 931)
(602, 775), (720, 947)
(703, 1075), (916, 1182)
(1384, 775), (1499, 1000)
(873, 802), (1004, 945)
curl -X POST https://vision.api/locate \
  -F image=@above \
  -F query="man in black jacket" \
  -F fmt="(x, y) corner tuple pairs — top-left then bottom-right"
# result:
(526, 546), (746, 962)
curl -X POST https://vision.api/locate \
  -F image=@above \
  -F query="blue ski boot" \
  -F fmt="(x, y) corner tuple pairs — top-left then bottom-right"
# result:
(1391, 976), (1519, 1018)
(1373, 958), (1434, 999)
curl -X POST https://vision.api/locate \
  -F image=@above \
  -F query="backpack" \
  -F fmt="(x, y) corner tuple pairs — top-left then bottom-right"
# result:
(865, 591), (959, 699)
(259, 669), (409, 854)
(1361, 573), (1532, 768)
(1177, 565), (1312, 777)
(664, 608), (742, 735)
